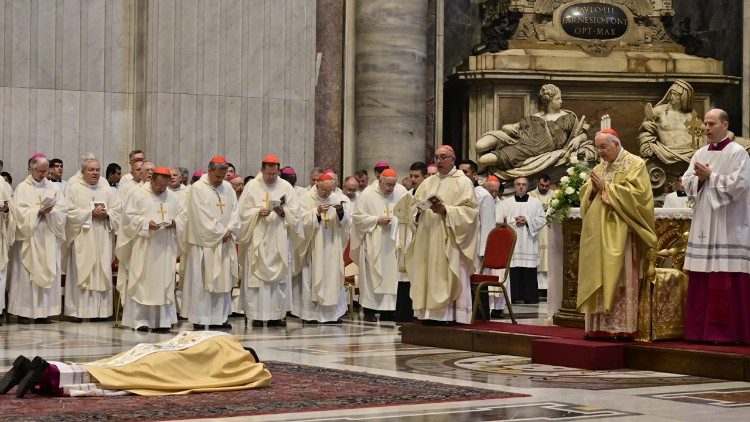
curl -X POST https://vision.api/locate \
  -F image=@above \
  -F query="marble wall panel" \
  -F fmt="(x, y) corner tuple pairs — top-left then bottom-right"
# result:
(36, 1), (55, 89)
(1, 0), (317, 184)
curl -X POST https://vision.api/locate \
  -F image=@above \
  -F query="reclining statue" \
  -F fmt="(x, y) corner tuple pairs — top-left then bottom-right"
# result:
(475, 84), (594, 178)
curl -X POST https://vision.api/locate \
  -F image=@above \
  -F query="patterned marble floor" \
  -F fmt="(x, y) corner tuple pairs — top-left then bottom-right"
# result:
(1, 307), (749, 421)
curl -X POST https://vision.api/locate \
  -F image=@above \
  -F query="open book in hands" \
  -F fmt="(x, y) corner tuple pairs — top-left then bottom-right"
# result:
(416, 194), (444, 211)
(156, 220), (173, 229)
(268, 195), (286, 210)
(40, 197), (56, 209)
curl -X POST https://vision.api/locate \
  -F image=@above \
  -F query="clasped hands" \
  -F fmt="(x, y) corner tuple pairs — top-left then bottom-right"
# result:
(694, 162), (711, 182)
(92, 204), (108, 220)
(148, 220), (175, 230)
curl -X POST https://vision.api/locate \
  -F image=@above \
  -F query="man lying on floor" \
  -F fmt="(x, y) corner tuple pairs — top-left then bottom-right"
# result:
(0, 331), (271, 398)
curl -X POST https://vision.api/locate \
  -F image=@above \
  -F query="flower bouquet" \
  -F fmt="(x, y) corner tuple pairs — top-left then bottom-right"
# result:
(547, 162), (591, 223)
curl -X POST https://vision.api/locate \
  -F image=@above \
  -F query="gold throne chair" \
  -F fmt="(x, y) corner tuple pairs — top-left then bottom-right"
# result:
(636, 229), (689, 342)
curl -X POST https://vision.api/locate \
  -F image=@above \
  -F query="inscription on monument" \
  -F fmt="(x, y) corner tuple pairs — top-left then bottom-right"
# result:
(560, 3), (628, 40)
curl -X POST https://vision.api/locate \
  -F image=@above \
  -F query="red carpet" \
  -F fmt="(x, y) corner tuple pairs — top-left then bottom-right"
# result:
(457, 320), (585, 338)
(0, 361), (525, 421)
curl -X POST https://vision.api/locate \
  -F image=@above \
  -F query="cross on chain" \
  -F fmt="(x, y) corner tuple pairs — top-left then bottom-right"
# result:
(158, 203), (167, 220)
(384, 203), (391, 218)
(265, 192), (270, 209)
(36, 196), (43, 207)
(216, 196), (225, 215)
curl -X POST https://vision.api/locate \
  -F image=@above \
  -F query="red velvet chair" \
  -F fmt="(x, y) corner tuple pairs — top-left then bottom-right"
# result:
(470, 225), (517, 324)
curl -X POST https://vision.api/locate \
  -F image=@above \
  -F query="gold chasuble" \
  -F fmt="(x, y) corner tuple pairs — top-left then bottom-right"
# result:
(82, 331), (271, 395)
(406, 168), (477, 323)
(577, 150), (656, 321)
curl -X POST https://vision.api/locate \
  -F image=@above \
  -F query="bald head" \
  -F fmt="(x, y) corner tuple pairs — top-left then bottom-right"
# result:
(703, 108), (729, 143)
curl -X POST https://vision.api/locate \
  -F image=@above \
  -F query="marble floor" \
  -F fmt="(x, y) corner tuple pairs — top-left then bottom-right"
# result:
(1, 305), (749, 421)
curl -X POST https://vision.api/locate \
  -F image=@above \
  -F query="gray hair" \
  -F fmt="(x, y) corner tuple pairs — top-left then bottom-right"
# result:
(80, 153), (99, 171)
(178, 167), (189, 182)
(29, 156), (48, 169)
(595, 131), (621, 145)
(208, 160), (229, 171)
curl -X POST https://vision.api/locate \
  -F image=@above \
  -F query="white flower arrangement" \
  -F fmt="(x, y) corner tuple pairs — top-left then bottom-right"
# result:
(547, 162), (591, 223)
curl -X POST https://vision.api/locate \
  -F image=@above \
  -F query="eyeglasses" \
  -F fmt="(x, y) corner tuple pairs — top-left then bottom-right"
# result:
(433, 155), (454, 161)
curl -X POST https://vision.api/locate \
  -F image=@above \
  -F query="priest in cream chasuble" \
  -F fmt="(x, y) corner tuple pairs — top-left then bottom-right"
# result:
(351, 169), (406, 321)
(295, 173), (350, 323)
(117, 168), (182, 331)
(406, 146), (478, 324)
(63, 158), (121, 320)
(8, 156), (68, 321)
(577, 130), (656, 340)
(238, 155), (302, 326)
(179, 156), (240, 328)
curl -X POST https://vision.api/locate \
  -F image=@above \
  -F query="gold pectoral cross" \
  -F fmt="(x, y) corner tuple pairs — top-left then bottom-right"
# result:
(384, 203), (391, 218)
(216, 196), (225, 214)
(265, 192), (270, 209)
(36, 196), (43, 207)
(322, 207), (329, 229)
(158, 203), (167, 220)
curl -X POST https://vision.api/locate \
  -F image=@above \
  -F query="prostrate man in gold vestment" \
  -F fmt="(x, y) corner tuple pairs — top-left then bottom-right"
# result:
(179, 156), (240, 330)
(8, 155), (69, 324)
(1, 331), (270, 398)
(238, 155), (301, 327)
(352, 168), (406, 322)
(63, 157), (121, 322)
(577, 129), (656, 340)
(117, 167), (182, 332)
(295, 173), (350, 323)
(406, 146), (478, 325)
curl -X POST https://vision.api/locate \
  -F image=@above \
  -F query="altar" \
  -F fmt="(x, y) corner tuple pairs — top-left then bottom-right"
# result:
(547, 207), (693, 329)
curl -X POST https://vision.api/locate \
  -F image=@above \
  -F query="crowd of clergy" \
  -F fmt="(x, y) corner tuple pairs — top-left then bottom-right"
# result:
(0, 107), (746, 345)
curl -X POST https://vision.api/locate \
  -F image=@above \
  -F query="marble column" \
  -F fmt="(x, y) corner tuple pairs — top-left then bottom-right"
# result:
(316, 0), (345, 174)
(354, 0), (427, 175)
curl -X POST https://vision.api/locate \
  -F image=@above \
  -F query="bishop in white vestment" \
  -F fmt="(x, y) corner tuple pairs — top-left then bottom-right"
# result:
(117, 168), (182, 332)
(179, 156), (240, 329)
(295, 174), (350, 323)
(351, 169), (406, 321)
(238, 155), (301, 326)
(63, 158), (121, 320)
(497, 177), (546, 304)
(8, 156), (68, 323)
